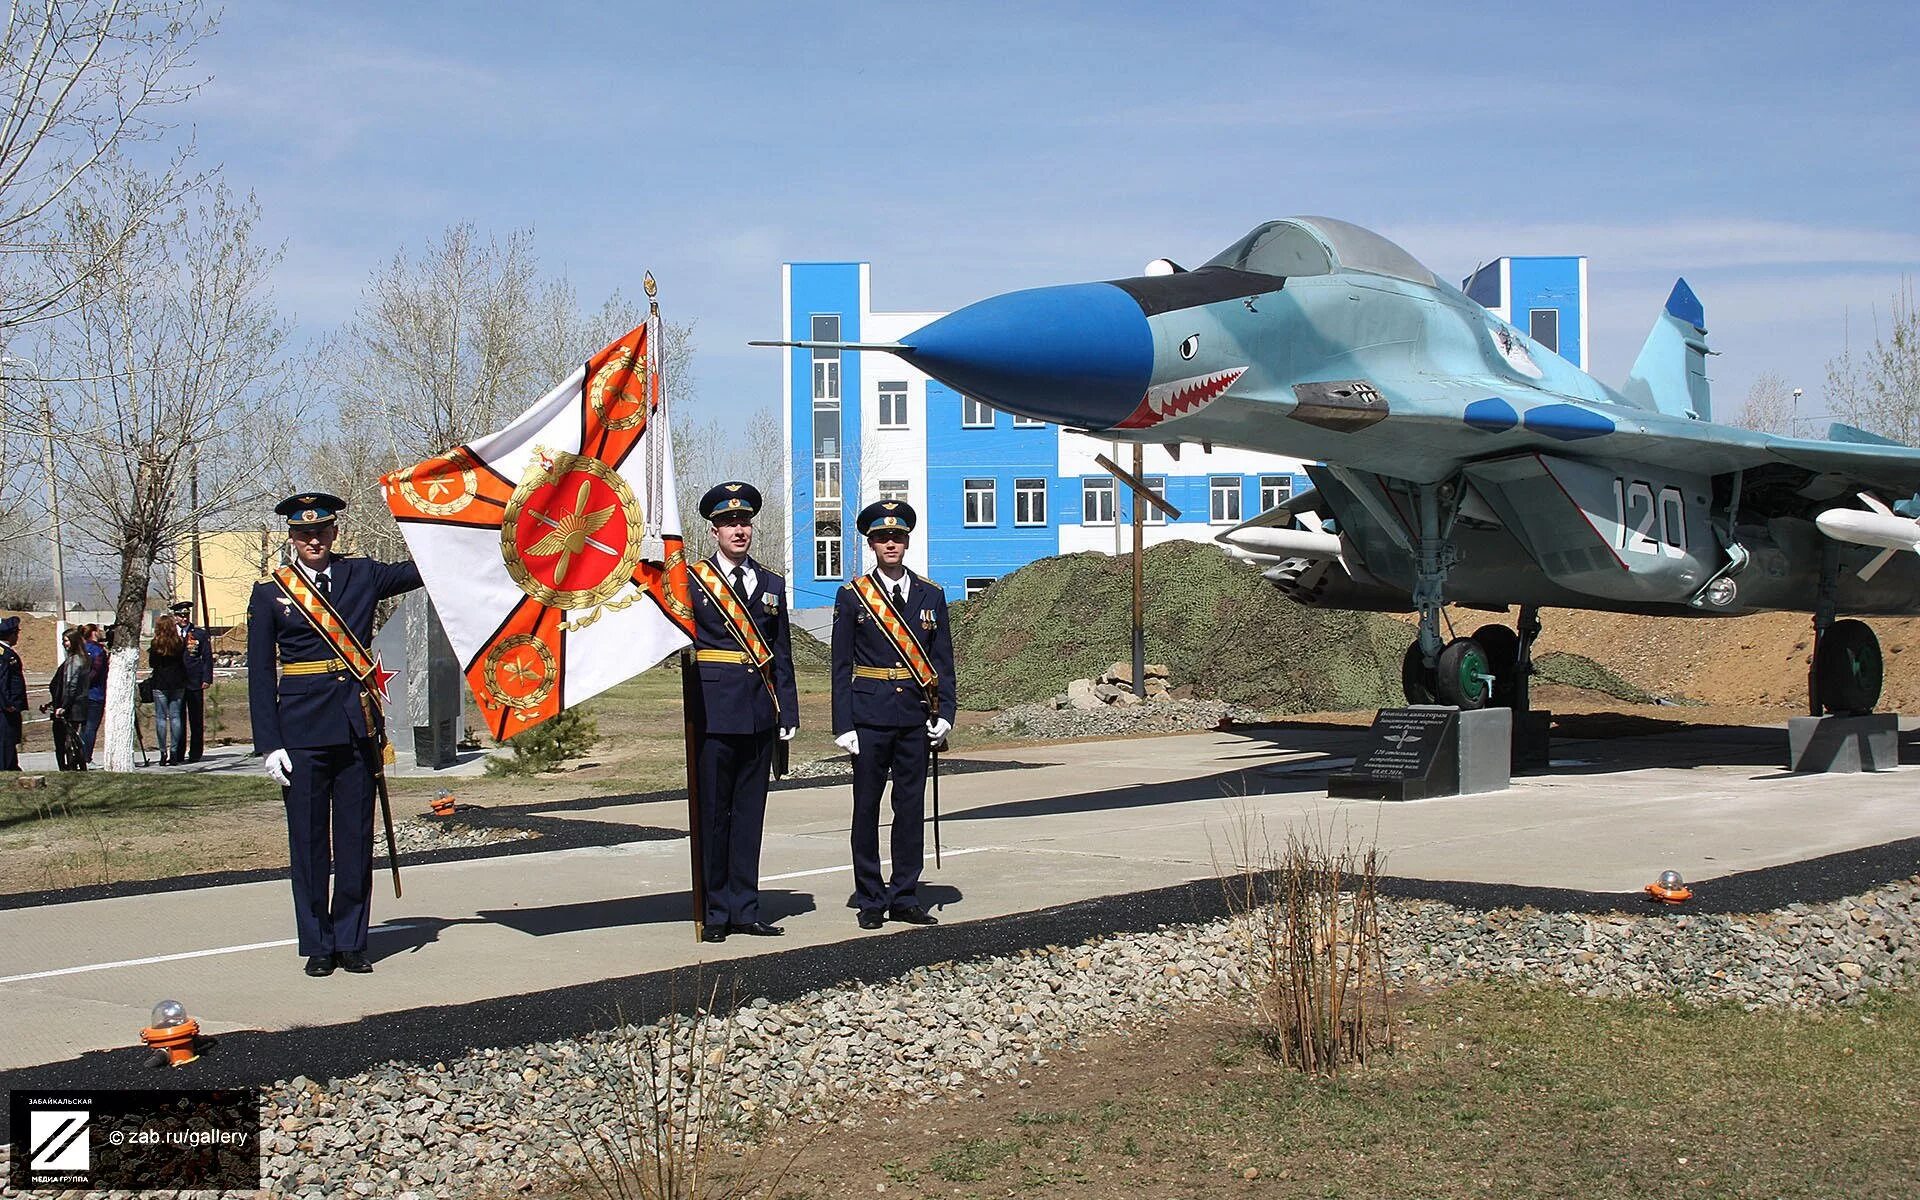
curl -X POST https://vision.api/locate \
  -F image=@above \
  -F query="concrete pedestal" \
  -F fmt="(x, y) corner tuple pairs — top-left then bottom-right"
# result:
(1329, 705), (1513, 801)
(1787, 713), (1899, 773)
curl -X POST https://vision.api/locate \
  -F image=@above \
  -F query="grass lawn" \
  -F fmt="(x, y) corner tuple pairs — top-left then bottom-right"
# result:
(761, 980), (1920, 1199)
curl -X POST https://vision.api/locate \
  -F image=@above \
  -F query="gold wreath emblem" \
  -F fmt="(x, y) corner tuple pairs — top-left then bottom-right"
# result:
(587, 347), (650, 432)
(482, 634), (557, 711)
(661, 547), (693, 621)
(398, 448), (479, 517)
(502, 452), (646, 610)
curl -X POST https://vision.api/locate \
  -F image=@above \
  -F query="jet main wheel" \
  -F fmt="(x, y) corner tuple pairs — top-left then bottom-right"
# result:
(1401, 641), (1436, 705)
(1471, 624), (1522, 708)
(1435, 637), (1493, 710)
(1815, 619), (1883, 715)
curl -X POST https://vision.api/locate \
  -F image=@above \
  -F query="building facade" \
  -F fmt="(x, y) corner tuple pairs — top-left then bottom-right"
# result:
(780, 262), (1314, 618)
(1461, 256), (1589, 368)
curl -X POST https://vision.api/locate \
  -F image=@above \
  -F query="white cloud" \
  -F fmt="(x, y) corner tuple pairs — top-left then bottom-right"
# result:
(1397, 218), (1920, 275)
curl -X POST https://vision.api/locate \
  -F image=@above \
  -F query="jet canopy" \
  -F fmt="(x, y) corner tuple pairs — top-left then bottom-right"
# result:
(1202, 217), (1437, 287)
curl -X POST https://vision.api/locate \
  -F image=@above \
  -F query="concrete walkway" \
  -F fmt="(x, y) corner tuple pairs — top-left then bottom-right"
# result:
(1, 718), (1915, 1072)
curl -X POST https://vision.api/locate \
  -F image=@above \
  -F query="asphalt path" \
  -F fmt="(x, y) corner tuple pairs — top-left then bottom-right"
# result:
(2, 717), (1917, 1108)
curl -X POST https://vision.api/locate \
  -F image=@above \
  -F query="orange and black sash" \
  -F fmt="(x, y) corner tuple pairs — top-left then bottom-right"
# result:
(272, 565), (382, 712)
(851, 574), (937, 694)
(688, 559), (782, 717)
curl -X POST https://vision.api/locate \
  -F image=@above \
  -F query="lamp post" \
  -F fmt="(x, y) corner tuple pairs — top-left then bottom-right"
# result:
(0, 355), (65, 645)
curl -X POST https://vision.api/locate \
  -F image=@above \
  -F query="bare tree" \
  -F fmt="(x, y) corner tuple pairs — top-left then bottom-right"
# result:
(1729, 370), (1796, 436)
(46, 172), (290, 770)
(0, 0), (213, 341)
(1826, 281), (1920, 448)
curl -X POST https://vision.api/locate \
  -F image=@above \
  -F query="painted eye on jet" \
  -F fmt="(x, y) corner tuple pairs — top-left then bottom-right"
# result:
(1179, 334), (1199, 360)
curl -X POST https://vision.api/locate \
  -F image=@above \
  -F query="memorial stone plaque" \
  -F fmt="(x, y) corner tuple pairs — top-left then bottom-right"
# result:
(1328, 707), (1459, 801)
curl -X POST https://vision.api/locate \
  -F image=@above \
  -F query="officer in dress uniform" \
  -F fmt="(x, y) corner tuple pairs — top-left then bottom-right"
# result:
(248, 493), (422, 977)
(689, 482), (799, 943)
(0, 616), (24, 771)
(172, 600), (214, 762)
(831, 500), (956, 930)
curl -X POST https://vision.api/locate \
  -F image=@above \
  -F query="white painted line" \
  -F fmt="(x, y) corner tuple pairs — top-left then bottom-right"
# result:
(761, 846), (989, 883)
(0, 923), (421, 985)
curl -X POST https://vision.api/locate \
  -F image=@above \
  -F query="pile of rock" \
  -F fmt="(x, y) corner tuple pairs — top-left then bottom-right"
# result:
(1058, 661), (1174, 710)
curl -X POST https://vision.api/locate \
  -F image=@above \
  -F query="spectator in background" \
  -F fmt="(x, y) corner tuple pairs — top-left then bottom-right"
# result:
(0, 616), (23, 771)
(172, 600), (214, 762)
(148, 614), (189, 766)
(47, 627), (91, 770)
(80, 624), (107, 765)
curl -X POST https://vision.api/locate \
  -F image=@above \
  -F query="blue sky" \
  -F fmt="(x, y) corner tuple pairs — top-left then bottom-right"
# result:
(190, 1), (1919, 428)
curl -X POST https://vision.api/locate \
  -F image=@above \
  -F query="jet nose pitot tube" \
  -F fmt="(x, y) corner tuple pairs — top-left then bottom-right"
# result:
(899, 282), (1153, 429)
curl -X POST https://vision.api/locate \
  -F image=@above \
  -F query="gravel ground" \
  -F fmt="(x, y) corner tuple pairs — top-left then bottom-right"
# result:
(17, 875), (1909, 1197)
(986, 697), (1265, 740)
(388, 817), (535, 855)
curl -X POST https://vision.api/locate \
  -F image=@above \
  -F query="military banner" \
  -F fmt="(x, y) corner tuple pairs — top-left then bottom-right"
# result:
(380, 315), (694, 739)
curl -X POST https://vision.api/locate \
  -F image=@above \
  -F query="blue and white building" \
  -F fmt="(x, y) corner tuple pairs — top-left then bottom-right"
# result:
(780, 254), (1590, 623)
(779, 262), (1314, 619)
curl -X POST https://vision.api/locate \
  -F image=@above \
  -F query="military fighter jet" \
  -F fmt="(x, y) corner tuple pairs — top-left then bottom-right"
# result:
(755, 217), (1920, 715)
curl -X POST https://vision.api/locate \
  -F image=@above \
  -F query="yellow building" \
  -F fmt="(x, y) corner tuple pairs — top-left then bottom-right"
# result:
(173, 529), (279, 628)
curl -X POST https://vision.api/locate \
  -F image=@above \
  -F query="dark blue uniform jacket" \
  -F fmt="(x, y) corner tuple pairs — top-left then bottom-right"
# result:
(180, 620), (215, 688)
(247, 557), (423, 753)
(691, 556), (800, 737)
(0, 643), (25, 713)
(831, 571), (956, 734)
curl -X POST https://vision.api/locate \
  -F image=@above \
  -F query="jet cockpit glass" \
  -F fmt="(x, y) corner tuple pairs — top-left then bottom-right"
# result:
(1201, 221), (1334, 278)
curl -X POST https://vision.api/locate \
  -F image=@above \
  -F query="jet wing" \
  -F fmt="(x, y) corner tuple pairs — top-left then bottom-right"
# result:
(1763, 435), (1920, 498)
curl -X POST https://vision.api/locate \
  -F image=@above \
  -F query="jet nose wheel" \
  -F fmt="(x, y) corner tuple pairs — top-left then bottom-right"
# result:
(1814, 618), (1883, 716)
(1436, 637), (1493, 710)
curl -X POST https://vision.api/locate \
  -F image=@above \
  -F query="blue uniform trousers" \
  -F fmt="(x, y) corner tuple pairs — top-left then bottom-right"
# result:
(697, 730), (775, 927)
(284, 741), (377, 957)
(0, 711), (18, 770)
(850, 723), (929, 914)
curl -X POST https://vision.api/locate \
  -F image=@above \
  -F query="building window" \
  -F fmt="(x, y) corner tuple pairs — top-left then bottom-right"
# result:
(1210, 476), (1243, 524)
(878, 381), (908, 428)
(1014, 478), (1047, 526)
(1529, 308), (1559, 354)
(814, 518), (842, 579)
(962, 396), (994, 428)
(810, 315), (840, 402)
(1259, 475), (1293, 512)
(878, 478), (910, 502)
(814, 458), (841, 504)
(1082, 478), (1115, 526)
(964, 576), (995, 599)
(1143, 477), (1168, 526)
(1012, 414), (1044, 428)
(963, 478), (996, 526)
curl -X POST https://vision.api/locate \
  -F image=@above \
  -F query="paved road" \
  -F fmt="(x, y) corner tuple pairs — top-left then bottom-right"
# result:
(2, 718), (1916, 1073)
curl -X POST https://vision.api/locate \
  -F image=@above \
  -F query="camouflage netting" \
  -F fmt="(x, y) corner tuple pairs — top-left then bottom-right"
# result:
(949, 540), (1412, 713)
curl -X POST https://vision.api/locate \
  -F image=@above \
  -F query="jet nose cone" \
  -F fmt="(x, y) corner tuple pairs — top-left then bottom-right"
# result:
(901, 282), (1151, 428)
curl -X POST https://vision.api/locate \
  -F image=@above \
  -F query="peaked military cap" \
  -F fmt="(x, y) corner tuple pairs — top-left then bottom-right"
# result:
(169, 600), (194, 615)
(857, 499), (916, 537)
(275, 491), (345, 528)
(700, 481), (762, 521)
(0, 616), (17, 637)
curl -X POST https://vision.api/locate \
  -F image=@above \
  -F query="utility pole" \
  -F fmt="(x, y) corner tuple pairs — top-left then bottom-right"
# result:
(1130, 443), (1146, 699)
(0, 356), (63, 643)
(189, 459), (207, 627)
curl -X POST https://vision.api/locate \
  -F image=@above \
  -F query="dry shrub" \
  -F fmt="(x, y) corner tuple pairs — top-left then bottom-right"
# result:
(1222, 820), (1394, 1075)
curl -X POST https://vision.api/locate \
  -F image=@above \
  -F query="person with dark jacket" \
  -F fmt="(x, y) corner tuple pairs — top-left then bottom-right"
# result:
(0, 616), (24, 771)
(172, 600), (215, 761)
(80, 624), (106, 764)
(47, 627), (92, 770)
(148, 614), (189, 765)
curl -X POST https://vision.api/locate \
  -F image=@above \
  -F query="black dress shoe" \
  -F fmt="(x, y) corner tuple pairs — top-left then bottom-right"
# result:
(701, 926), (729, 943)
(333, 950), (373, 973)
(889, 906), (939, 926)
(729, 921), (785, 937)
(304, 955), (334, 977)
(857, 911), (885, 930)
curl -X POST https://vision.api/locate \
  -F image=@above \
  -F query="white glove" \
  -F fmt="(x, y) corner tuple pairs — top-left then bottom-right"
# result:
(264, 748), (293, 786)
(778, 725), (797, 742)
(834, 730), (860, 756)
(926, 717), (951, 742)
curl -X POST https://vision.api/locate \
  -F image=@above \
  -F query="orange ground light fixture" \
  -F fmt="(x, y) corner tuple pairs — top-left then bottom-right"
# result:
(141, 999), (200, 1067)
(430, 790), (456, 816)
(1644, 869), (1693, 904)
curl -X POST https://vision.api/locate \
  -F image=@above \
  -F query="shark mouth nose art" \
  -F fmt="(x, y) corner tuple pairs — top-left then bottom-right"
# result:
(1113, 366), (1246, 429)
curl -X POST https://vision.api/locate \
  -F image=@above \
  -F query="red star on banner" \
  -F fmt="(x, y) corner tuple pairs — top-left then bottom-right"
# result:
(371, 657), (396, 705)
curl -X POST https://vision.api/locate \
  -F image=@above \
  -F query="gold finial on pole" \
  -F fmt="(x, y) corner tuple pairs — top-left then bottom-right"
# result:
(644, 271), (657, 316)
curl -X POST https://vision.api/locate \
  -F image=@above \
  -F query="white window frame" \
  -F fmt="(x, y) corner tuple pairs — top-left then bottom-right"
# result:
(1014, 477), (1047, 527)
(812, 359), (839, 403)
(814, 458), (841, 505)
(1259, 475), (1293, 513)
(964, 577), (995, 599)
(814, 534), (842, 580)
(1143, 478), (1168, 526)
(963, 478), (997, 526)
(1082, 478), (1115, 526)
(1210, 476), (1242, 525)
(877, 478), (910, 502)
(1012, 414), (1045, 428)
(877, 381), (908, 429)
(962, 396), (995, 428)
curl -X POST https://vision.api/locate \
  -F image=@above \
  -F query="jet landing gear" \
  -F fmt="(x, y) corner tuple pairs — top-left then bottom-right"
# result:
(1400, 607), (1541, 712)
(1808, 547), (1884, 716)
(1396, 479), (1498, 710)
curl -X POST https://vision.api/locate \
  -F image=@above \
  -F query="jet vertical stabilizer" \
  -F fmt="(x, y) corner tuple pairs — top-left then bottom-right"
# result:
(1621, 278), (1713, 421)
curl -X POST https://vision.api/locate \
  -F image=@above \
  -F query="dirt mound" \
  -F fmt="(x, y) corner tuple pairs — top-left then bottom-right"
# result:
(1, 610), (61, 673)
(951, 541), (1409, 713)
(790, 625), (830, 670)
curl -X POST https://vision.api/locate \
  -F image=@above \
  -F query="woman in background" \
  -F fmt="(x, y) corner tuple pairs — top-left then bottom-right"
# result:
(148, 615), (189, 766)
(47, 627), (92, 770)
